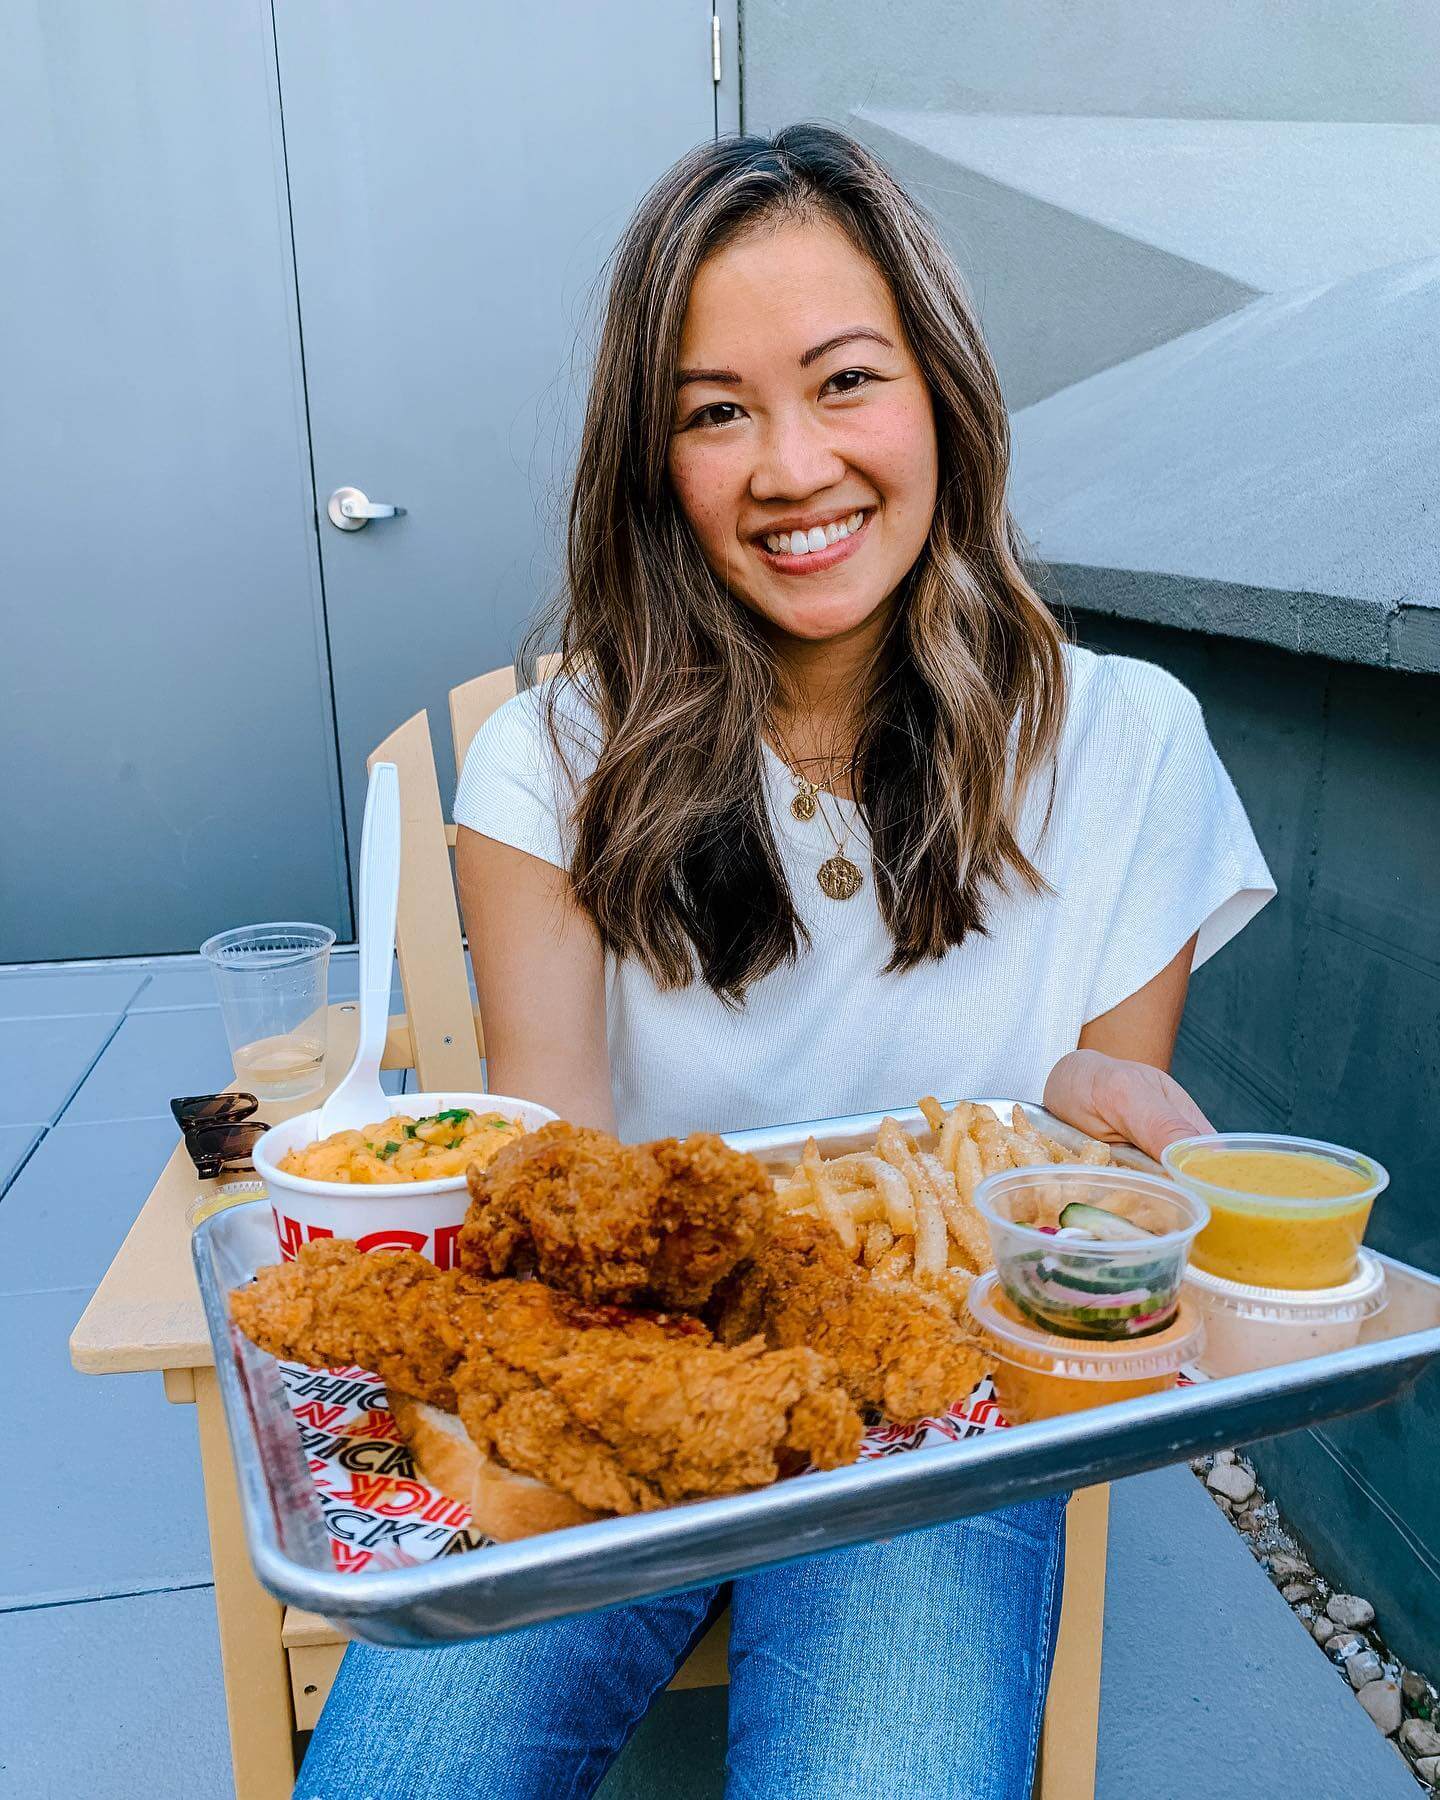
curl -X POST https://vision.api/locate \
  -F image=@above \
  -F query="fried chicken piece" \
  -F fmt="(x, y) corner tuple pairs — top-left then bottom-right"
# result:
(229, 1238), (481, 1410)
(710, 1214), (990, 1423)
(458, 1120), (769, 1308)
(231, 1239), (861, 1518)
(451, 1282), (858, 1508)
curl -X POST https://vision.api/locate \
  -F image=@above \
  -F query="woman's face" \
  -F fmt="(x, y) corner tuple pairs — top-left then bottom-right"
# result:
(667, 216), (939, 647)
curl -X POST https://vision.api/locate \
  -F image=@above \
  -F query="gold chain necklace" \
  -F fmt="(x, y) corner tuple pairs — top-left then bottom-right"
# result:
(772, 730), (866, 902)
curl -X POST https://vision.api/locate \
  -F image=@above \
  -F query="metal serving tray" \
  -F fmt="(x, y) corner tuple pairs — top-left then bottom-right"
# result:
(194, 1102), (1440, 1646)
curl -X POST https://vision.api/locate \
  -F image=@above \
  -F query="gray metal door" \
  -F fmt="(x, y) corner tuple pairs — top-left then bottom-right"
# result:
(273, 2), (736, 853)
(1, 2), (352, 961)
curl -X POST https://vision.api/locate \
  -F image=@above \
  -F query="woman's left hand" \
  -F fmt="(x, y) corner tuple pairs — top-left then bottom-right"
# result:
(1043, 1048), (1214, 1162)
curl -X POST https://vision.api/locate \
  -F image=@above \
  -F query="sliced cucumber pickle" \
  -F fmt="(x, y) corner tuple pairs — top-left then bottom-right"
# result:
(1058, 1200), (1157, 1242)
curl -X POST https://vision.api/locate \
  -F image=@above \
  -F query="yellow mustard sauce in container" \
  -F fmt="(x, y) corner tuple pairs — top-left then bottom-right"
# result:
(1161, 1134), (1388, 1290)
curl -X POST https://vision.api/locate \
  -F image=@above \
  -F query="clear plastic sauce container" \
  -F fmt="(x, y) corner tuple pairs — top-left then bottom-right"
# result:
(966, 1271), (1203, 1423)
(1162, 1134), (1387, 1290)
(973, 1166), (1208, 1341)
(1184, 1251), (1387, 1378)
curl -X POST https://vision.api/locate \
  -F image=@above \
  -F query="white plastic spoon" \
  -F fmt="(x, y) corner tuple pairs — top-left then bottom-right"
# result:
(315, 761), (401, 1135)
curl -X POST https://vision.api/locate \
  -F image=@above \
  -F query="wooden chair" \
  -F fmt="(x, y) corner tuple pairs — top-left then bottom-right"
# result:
(287, 665), (1109, 1799)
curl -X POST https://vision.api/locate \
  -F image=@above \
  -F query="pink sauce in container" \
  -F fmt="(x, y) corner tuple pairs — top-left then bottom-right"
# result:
(1183, 1250), (1387, 1378)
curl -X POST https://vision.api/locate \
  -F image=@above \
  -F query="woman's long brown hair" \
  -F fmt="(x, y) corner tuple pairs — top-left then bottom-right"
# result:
(530, 125), (1067, 1003)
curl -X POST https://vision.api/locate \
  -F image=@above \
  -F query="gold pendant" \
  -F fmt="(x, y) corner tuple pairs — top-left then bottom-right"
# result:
(790, 784), (817, 822)
(817, 854), (864, 901)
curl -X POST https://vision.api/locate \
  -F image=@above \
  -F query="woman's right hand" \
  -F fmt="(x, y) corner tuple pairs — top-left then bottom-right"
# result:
(1043, 1048), (1213, 1163)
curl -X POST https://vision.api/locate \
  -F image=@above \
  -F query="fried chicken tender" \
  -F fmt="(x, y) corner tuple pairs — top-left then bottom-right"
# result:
(711, 1214), (990, 1423)
(229, 1238), (481, 1411)
(459, 1121), (769, 1308)
(230, 1239), (861, 1518)
(449, 1281), (857, 1508)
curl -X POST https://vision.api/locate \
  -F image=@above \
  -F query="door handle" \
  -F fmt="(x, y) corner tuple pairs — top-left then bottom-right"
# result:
(327, 487), (407, 531)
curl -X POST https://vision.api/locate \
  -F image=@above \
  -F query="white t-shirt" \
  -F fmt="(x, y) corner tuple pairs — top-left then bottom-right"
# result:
(455, 646), (1274, 1141)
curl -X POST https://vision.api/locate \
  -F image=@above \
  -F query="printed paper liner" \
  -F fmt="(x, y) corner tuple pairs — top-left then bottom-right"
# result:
(279, 1361), (1014, 1574)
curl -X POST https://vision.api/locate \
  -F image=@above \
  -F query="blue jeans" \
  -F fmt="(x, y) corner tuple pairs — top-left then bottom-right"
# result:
(297, 1496), (1065, 1799)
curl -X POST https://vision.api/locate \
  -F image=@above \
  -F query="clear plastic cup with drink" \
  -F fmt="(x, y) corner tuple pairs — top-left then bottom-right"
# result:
(200, 922), (336, 1100)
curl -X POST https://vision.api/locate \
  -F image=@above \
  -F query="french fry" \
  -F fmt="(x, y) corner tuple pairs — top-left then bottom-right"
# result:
(877, 1121), (948, 1278)
(861, 1156), (915, 1234)
(1006, 1107), (1052, 1168)
(862, 1218), (894, 1269)
(951, 1130), (984, 1206)
(918, 1095), (947, 1136)
(919, 1095), (971, 1183)
(921, 1150), (991, 1272)
(815, 1187), (860, 1252)
(803, 1142), (861, 1252)
(873, 1234), (914, 1280)
(969, 1106), (1013, 1176)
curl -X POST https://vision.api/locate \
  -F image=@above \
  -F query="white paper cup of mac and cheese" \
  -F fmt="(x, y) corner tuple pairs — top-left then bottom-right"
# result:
(251, 1091), (556, 1269)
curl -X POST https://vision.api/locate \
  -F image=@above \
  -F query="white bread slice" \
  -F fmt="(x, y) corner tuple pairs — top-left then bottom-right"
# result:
(389, 1392), (601, 1541)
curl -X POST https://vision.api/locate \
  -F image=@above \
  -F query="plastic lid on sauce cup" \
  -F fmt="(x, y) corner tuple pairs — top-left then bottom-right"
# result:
(1184, 1249), (1387, 1323)
(1161, 1133), (1388, 1213)
(966, 1270), (1203, 1381)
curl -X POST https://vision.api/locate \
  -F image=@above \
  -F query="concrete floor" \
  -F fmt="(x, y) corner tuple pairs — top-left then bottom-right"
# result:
(0, 956), (1417, 1799)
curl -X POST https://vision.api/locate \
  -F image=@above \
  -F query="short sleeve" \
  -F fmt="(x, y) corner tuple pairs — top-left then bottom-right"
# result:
(453, 688), (582, 872)
(1084, 663), (1275, 1022)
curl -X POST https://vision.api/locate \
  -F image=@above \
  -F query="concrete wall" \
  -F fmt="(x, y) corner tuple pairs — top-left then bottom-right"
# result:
(1074, 609), (1440, 1674)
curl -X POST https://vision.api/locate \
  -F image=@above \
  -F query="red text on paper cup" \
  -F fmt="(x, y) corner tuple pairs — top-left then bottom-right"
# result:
(274, 1210), (462, 1270)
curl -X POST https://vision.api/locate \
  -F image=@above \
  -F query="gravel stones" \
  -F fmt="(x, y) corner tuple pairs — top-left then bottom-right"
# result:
(1327, 1593), (1377, 1630)
(1207, 1461), (1257, 1505)
(1401, 1719), (1440, 1759)
(1187, 1454), (1440, 1783)
(1357, 1677), (1403, 1736)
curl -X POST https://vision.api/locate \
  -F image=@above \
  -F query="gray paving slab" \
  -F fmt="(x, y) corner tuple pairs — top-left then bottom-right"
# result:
(0, 966), (147, 1019)
(0, 1125), (44, 1192)
(0, 1585), (231, 1800)
(0, 1015), (121, 1129)
(122, 957), (225, 1010)
(0, 1118), (178, 1297)
(1097, 1465), (1416, 1798)
(62, 1006), (233, 1125)
(0, 1289), (211, 1607)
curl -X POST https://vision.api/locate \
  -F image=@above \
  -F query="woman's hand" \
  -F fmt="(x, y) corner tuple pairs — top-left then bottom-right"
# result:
(1043, 1048), (1213, 1162)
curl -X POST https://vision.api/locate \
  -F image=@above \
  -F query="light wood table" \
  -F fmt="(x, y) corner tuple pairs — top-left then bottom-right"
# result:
(69, 1004), (375, 1800)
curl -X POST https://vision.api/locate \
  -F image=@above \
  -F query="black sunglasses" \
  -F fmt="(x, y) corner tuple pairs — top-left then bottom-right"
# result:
(171, 1093), (270, 1179)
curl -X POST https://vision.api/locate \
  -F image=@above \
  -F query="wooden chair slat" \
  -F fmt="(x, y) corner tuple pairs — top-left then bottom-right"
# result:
(448, 666), (519, 786)
(448, 652), (562, 782)
(369, 711), (484, 1092)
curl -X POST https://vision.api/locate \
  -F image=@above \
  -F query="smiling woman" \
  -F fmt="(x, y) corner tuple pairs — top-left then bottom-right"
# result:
(302, 125), (1274, 1800)
(527, 130), (1070, 1009)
